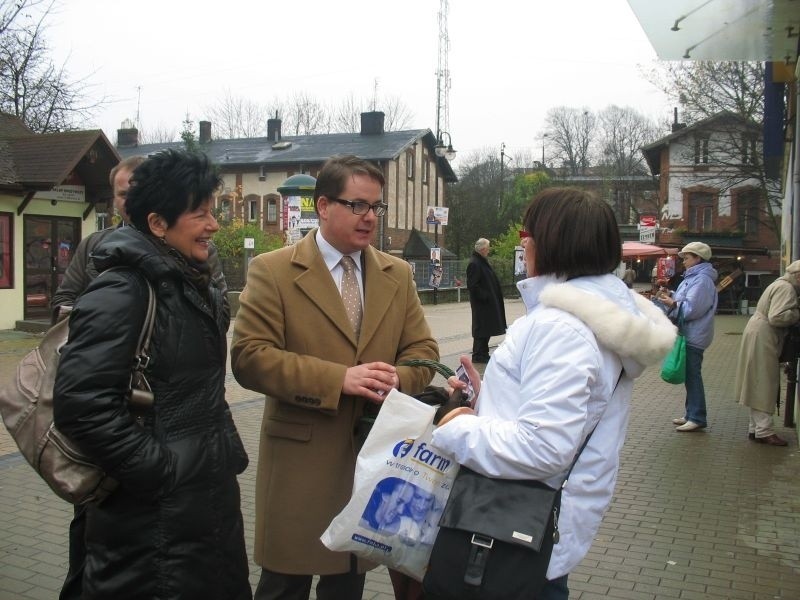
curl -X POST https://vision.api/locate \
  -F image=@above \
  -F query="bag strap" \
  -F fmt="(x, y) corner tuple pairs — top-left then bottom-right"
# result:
(100, 268), (157, 410)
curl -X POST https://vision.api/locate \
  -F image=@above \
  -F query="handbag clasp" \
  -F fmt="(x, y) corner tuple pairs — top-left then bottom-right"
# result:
(470, 534), (494, 549)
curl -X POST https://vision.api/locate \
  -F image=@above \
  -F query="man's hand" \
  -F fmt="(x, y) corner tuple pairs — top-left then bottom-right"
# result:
(343, 362), (399, 404)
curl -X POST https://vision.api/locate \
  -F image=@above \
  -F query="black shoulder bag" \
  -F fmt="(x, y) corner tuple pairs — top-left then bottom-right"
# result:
(423, 372), (624, 600)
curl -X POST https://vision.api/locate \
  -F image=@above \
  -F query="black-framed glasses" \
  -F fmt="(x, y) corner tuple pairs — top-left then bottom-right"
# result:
(329, 198), (388, 217)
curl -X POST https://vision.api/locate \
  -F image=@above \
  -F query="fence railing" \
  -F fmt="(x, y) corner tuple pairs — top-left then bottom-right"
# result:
(222, 256), (522, 304)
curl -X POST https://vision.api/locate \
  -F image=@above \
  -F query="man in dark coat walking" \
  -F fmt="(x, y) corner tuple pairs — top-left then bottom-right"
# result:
(467, 238), (507, 363)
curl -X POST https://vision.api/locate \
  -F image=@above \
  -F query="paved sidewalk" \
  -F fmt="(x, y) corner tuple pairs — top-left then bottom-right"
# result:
(1, 300), (799, 599)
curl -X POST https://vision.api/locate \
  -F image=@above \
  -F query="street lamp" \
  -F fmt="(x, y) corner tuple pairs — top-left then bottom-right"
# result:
(431, 130), (456, 306)
(434, 131), (457, 161)
(541, 133), (548, 167)
(500, 142), (513, 207)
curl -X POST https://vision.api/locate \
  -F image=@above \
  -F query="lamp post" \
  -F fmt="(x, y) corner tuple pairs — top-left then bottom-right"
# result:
(499, 142), (513, 208)
(541, 133), (548, 167)
(432, 130), (456, 305)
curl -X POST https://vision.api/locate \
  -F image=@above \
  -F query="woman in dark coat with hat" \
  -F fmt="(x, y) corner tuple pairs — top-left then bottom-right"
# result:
(53, 149), (251, 600)
(466, 238), (507, 363)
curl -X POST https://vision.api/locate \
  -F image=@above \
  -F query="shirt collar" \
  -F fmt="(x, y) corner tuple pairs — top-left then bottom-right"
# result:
(316, 229), (362, 274)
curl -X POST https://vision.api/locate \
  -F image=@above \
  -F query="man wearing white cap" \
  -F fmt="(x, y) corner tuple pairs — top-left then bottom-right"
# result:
(734, 261), (800, 446)
(659, 242), (718, 432)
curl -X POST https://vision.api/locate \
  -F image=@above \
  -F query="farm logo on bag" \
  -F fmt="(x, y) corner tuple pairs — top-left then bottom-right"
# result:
(392, 438), (453, 473)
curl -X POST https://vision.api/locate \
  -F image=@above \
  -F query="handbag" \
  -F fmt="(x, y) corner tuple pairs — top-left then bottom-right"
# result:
(660, 307), (686, 384)
(423, 371), (624, 600)
(322, 389), (459, 581)
(0, 269), (156, 505)
(423, 467), (561, 600)
(779, 324), (800, 363)
(423, 426), (604, 600)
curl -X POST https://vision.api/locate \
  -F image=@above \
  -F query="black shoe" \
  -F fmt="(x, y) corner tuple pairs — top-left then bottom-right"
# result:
(755, 434), (788, 446)
(472, 355), (490, 364)
(748, 432), (756, 440)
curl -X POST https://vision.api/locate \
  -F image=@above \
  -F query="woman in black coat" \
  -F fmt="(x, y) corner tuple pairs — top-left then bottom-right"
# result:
(466, 238), (507, 363)
(53, 150), (251, 600)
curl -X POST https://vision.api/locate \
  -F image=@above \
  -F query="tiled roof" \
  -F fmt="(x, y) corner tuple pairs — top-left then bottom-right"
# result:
(0, 113), (120, 190)
(10, 131), (109, 186)
(119, 128), (458, 182)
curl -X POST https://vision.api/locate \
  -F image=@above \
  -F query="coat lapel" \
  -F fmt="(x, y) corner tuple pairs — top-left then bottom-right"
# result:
(291, 232), (357, 344)
(359, 247), (399, 350)
(290, 233), (401, 351)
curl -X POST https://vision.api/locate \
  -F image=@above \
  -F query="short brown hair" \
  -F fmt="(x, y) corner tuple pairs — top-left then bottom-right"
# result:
(523, 187), (621, 279)
(313, 155), (385, 212)
(109, 155), (146, 189)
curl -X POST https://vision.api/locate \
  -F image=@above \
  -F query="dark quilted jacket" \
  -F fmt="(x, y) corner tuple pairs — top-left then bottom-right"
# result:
(53, 226), (251, 600)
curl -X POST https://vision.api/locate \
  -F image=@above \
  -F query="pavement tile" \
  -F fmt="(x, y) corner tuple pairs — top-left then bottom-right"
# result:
(0, 306), (799, 599)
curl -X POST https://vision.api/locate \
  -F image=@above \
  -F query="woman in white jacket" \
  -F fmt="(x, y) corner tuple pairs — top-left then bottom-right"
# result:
(432, 188), (676, 599)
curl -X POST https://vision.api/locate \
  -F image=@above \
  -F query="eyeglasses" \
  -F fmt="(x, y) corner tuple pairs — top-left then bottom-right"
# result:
(329, 198), (388, 217)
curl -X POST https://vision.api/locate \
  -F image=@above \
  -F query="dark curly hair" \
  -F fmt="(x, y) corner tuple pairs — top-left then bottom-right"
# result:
(125, 149), (223, 233)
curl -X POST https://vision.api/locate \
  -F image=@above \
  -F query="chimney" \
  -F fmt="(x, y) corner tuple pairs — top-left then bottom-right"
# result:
(116, 126), (139, 148)
(199, 120), (211, 144)
(671, 107), (686, 132)
(360, 111), (385, 135)
(267, 116), (281, 142)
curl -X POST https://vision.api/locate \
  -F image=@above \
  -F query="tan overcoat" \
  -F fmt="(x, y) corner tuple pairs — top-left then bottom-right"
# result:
(735, 274), (800, 412)
(231, 230), (438, 575)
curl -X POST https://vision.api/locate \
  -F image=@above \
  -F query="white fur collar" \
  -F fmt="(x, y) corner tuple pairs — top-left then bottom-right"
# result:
(538, 283), (676, 366)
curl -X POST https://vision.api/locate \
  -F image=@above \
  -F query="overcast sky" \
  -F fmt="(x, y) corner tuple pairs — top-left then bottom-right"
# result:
(45, 0), (672, 167)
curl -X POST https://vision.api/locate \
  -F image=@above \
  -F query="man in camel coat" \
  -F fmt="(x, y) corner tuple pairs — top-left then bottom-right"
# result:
(231, 155), (438, 600)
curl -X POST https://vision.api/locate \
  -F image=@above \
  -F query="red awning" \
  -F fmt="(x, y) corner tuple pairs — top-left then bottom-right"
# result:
(622, 241), (676, 258)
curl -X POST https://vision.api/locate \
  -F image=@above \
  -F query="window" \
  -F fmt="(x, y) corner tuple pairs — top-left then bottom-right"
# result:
(266, 197), (277, 224)
(694, 135), (709, 164)
(259, 165), (267, 181)
(737, 190), (760, 236)
(422, 159), (428, 184)
(742, 135), (758, 165)
(0, 212), (12, 288)
(221, 199), (231, 220)
(248, 199), (258, 222)
(406, 153), (414, 179)
(688, 192), (714, 231)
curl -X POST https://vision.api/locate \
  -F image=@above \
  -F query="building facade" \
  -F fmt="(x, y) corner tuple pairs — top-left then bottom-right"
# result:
(0, 114), (120, 329)
(117, 111), (457, 258)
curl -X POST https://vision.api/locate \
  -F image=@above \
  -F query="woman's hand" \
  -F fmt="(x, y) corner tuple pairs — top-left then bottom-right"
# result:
(436, 406), (476, 426)
(445, 355), (481, 404)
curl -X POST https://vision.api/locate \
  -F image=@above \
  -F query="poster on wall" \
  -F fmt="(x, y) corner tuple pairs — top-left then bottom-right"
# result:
(514, 246), (526, 276)
(425, 206), (449, 226)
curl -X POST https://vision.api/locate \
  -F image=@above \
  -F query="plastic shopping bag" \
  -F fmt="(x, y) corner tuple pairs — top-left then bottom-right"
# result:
(660, 333), (686, 384)
(321, 389), (459, 581)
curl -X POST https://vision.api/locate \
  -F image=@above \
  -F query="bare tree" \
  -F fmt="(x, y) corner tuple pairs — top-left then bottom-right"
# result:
(204, 89), (270, 139)
(597, 105), (659, 176)
(138, 124), (177, 144)
(654, 61), (764, 123)
(330, 93), (362, 133)
(544, 107), (596, 176)
(0, 0), (101, 132)
(283, 92), (327, 136)
(381, 94), (413, 131)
